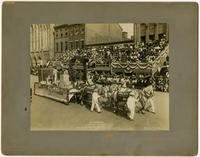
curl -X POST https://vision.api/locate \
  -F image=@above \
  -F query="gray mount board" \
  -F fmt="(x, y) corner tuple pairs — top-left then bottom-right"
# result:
(2, 2), (198, 155)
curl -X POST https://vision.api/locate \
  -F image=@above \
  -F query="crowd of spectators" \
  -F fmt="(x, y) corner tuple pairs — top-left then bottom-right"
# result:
(31, 35), (169, 92)
(51, 35), (168, 67)
(154, 64), (169, 92)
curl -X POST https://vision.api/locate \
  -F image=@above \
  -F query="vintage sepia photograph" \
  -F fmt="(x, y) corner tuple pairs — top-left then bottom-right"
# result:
(30, 23), (169, 130)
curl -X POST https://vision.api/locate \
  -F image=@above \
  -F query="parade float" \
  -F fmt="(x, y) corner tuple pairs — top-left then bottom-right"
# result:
(34, 56), (86, 105)
(34, 44), (169, 113)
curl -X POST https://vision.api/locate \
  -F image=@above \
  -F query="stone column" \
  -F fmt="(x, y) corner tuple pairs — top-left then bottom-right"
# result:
(45, 24), (47, 50)
(46, 25), (48, 50)
(47, 24), (51, 50)
(31, 25), (34, 52)
(145, 23), (149, 42)
(49, 24), (55, 59)
(30, 25), (32, 52)
(166, 23), (169, 41)
(33, 26), (35, 51)
(43, 25), (46, 50)
(37, 24), (41, 51)
(38, 25), (42, 63)
(39, 24), (42, 51)
(134, 24), (141, 43)
(41, 24), (44, 51)
(33, 25), (35, 52)
(40, 25), (43, 59)
(155, 23), (159, 40)
(46, 25), (49, 50)
(43, 24), (46, 50)
(34, 25), (38, 64)
(44, 25), (46, 50)
(35, 24), (38, 52)
(138, 24), (141, 42)
(41, 25), (43, 51)
(37, 25), (39, 51)
(134, 24), (137, 43)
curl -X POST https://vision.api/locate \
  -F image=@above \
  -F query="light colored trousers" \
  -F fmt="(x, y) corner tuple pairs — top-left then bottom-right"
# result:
(91, 92), (101, 112)
(147, 98), (155, 113)
(127, 105), (135, 120)
(127, 97), (138, 120)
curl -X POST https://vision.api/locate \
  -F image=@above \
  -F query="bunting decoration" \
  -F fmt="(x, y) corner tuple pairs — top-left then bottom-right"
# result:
(111, 45), (169, 75)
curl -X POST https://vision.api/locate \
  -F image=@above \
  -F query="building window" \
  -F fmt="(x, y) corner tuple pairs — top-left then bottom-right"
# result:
(56, 43), (58, 52)
(80, 40), (84, 49)
(74, 42), (76, 49)
(141, 36), (146, 43)
(65, 41), (68, 51)
(149, 35), (155, 41)
(158, 33), (164, 39)
(76, 41), (79, 49)
(61, 33), (63, 37)
(61, 42), (63, 52)
(55, 30), (58, 37)
(81, 28), (85, 34)
(70, 42), (73, 50)
(70, 29), (73, 36)
(79, 41), (82, 49)
(75, 27), (79, 35)
(65, 32), (68, 36)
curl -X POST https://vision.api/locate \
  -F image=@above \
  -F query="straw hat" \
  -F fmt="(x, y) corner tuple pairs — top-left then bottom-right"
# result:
(129, 90), (138, 98)
(93, 88), (98, 92)
(129, 91), (135, 96)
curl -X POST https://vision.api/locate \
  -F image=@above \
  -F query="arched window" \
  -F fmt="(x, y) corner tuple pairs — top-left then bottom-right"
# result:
(65, 41), (68, 51)
(61, 42), (63, 52)
(70, 42), (73, 50)
(76, 41), (79, 49)
(56, 43), (58, 52)
(81, 40), (84, 48)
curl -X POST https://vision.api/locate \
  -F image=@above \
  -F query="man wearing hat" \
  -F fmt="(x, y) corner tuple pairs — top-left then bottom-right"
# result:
(127, 91), (139, 120)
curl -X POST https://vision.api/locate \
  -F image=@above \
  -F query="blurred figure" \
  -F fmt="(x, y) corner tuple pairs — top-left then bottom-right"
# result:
(143, 85), (155, 113)
(127, 91), (139, 120)
(91, 88), (102, 113)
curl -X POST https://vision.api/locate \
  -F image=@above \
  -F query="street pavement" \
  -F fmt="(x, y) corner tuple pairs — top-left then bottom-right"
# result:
(30, 75), (169, 131)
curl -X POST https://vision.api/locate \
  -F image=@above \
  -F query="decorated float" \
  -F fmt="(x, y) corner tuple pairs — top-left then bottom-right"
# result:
(34, 56), (86, 105)
(33, 44), (169, 115)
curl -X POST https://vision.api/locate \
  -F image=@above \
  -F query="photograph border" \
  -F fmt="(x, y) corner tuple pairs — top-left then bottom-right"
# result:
(2, 2), (198, 155)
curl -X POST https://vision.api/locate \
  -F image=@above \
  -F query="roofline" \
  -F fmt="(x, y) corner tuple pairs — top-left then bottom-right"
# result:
(85, 40), (134, 47)
(54, 23), (123, 30)
(54, 24), (69, 29)
(54, 24), (84, 29)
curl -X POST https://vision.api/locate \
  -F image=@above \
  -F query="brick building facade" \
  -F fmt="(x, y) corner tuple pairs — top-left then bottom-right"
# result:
(54, 24), (122, 54)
